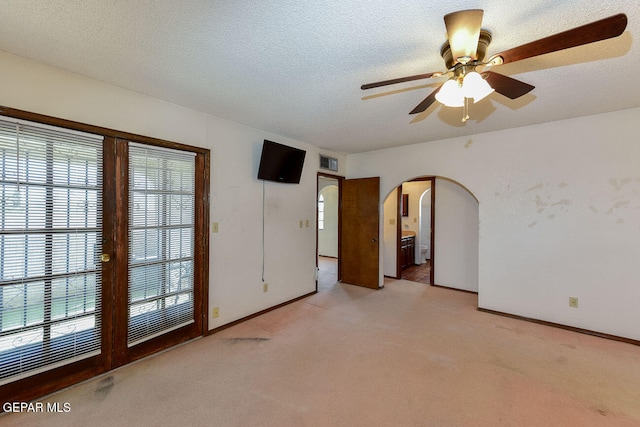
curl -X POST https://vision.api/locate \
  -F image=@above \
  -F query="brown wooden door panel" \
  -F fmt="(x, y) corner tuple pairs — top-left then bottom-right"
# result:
(340, 177), (380, 289)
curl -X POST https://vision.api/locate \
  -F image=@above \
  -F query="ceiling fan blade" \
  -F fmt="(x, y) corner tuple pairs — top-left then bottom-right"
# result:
(483, 72), (534, 99)
(489, 13), (627, 65)
(409, 85), (443, 115)
(444, 9), (484, 62)
(361, 72), (440, 90)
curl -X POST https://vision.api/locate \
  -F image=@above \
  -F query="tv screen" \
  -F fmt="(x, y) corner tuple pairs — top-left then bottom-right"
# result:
(257, 140), (306, 184)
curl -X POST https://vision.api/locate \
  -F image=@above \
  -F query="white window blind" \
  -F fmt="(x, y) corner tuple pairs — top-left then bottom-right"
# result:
(128, 143), (195, 346)
(0, 117), (103, 384)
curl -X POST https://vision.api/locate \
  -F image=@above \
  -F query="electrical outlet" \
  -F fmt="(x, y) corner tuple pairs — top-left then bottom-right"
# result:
(569, 297), (578, 308)
(211, 222), (219, 233)
(390, 219), (395, 225)
(212, 307), (219, 318)
(263, 282), (268, 293)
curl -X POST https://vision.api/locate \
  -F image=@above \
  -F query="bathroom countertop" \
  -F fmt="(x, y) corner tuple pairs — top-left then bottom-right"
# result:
(401, 230), (416, 238)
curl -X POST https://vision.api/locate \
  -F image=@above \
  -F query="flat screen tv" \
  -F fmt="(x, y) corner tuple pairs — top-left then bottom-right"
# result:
(257, 140), (306, 184)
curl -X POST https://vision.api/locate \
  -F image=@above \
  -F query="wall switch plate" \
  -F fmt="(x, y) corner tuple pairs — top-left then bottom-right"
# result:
(212, 307), (219, 318)
(305, 219), (309, 227)
(211, 222), (219, 233)
(263, 282), (268, 293)
(299, 220), (303, 228)
(569, 297), (578, 308)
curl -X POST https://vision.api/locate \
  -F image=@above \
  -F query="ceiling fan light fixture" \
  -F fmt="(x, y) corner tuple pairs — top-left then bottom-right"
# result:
(462, 71), (495, 102)
(435, 79), (464, 107)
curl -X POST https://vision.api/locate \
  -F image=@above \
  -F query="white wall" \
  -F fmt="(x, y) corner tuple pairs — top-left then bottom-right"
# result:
(4, 49), (639, 341)
(347, 107), (640, 341)
(0, 50), (346, 329)
(433, 178), (479, 292)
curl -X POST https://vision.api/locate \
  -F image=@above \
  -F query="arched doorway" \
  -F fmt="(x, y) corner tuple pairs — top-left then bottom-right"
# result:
(383, 176), (479, 292)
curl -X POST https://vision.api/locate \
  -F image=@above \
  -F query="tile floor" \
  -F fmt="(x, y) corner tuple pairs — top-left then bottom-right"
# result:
(401, 259), (431, 284)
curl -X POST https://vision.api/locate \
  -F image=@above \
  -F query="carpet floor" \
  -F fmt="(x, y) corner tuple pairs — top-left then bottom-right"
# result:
(2, 272), (640, 426)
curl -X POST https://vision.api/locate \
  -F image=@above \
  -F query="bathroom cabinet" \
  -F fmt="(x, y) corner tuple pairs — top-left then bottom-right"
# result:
(400, 235), (415, 270)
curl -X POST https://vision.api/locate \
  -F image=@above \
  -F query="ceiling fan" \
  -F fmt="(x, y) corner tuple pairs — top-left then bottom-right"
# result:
(361, 10), (628, 121)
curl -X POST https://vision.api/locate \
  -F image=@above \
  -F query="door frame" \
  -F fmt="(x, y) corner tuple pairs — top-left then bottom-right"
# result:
(112, 138), (208, 367)
(395, 176), (436, 284)
(0, 105), (210, 404)
(316, 172), (344, 290)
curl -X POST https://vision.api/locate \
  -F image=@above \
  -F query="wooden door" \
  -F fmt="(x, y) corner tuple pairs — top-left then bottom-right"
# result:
(340, 177), (380, 289)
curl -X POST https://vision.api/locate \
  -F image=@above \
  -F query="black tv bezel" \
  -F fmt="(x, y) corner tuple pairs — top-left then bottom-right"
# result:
(257, 139), (306, 184)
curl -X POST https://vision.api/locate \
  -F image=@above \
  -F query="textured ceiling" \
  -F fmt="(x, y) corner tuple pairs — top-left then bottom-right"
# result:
(0, 0), (638, 154)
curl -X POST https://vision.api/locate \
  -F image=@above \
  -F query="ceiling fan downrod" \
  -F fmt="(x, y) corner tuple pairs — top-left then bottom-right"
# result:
(462, 97), (470, 123)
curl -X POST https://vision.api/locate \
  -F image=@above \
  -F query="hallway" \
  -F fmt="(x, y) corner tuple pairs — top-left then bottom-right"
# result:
(317, 256), (338, 290)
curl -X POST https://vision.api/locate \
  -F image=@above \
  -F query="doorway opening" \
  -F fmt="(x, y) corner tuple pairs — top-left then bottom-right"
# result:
(401, 183), (433, 284)
(317, 174), (341, 290)
(383, 177), (434, 285)
(317, 173), (382, 291)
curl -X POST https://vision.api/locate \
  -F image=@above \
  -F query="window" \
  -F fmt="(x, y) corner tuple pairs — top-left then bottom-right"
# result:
(0, 118), (103, 384)
(128, 143), (195, 345)
(318, 194), (324, 230)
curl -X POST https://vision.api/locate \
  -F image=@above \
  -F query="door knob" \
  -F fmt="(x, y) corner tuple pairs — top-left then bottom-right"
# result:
(372, 237), (378, 243)
(101, 254), (111, 263)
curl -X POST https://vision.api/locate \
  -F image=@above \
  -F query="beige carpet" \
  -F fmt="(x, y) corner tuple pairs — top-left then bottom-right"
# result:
(2, 277), (640, 426)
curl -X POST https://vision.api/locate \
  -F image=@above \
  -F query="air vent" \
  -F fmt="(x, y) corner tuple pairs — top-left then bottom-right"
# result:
(319, 155), (338, 172)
